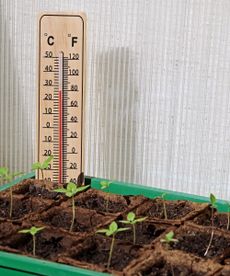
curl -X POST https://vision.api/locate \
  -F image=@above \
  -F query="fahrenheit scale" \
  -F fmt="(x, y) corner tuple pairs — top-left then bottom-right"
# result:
(37, 13), (86, 184)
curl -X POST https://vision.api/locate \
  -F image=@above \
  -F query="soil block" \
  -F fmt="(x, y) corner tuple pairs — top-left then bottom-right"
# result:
(0, 221), (22, 239)
(115, 219), (168, 245)
(134, 198), (209, 223)
(0, 194), (52, 220)
(12, 179), (64, 202)
(166, 225), (230, 262)
(73, 189), (146, 214)
(32, 205), (115, 233)
(192, 207), (230, 232)
(0, 225), (84, 261)
(124, 247), (222, 276)
(58, 234), (144, 274)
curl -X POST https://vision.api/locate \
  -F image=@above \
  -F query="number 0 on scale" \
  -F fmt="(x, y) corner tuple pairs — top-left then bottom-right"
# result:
(37, 13), (86, 184)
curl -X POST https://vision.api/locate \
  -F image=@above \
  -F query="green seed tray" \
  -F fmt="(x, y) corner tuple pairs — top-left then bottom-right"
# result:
(0, 173), (228, 275)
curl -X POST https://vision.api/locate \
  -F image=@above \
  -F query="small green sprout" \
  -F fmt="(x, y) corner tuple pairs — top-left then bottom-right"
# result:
(54, 182), (89, 231)
(161, 193), (168, 220)
(119, 212), (147, 244)
(100, 181), (112, 212)
(0, 167), (23, 218)
(204, 193), (217, 256)
(225, 201), (230, 231)
(96, 221), (129, 269)
(18, 226), (45, 256)
(160, 231), (178, 244)
(32, 156), (53, 180)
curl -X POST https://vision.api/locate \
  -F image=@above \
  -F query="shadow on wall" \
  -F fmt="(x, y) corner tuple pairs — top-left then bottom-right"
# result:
(96, 47), (138, 182)
(0, 17), (33, 172)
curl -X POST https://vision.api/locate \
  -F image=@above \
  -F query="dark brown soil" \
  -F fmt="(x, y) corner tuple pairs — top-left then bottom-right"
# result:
(116, 221), (167, 245)
(171, 226), (230, 259)
(0, 227), (81, 261)
(74, 189), (145, 214)
(63, 235), (142, 271)
(0, 221), (21, 239)
(13, 179), (62, 201)
(36, 206), (113, 233)
(136, 199), (194, 220)
(0, 195), (51, 220)
(140, 258), (204, 276)
(193, 209), (229, 231)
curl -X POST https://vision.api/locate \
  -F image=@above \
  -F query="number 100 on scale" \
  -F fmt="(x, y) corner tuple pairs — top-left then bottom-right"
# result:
(38, 14), (86, 184)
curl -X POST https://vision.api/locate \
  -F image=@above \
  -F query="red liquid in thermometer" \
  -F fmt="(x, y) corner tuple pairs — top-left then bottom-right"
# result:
(58, 52), (64, 183)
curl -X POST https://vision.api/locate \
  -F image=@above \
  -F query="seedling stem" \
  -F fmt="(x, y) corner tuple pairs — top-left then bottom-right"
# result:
(96, 221), (129, 269)
(100, 181), (112, 212)
(204, 193), (216, 256)
(54, 181), (89, 231)
(0, 167), (23, 218)
(161, 193), (168, 220)
(119, 212), (147, 245)
(18, 226), (45, 256)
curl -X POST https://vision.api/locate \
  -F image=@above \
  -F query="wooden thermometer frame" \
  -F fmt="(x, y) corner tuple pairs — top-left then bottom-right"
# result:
(37, 13), (86, 184)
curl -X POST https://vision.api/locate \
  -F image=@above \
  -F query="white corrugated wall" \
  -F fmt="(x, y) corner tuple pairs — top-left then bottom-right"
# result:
(0, 0), (230, 199)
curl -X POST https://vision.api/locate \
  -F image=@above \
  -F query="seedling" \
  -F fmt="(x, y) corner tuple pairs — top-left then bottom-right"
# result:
(0, 167), (23, 218)
(54, 182), (89, 231)
(225, 201), (230, 231)
(18, 226), (45, 256)
(96, 221), (129, 269)
(160, 231), (178, 244)
(119, 212), (147, 244)
(161, 193), (168, 219)
(32, 156), (53, 180)
(100, 180), (112, 212)
(204, 193), (217, 256)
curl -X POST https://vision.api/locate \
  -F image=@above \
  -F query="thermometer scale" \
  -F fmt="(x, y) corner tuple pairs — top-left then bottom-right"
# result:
(37, 13), (86, 184)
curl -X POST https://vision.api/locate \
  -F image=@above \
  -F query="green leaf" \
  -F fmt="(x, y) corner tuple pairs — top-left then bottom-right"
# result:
(106, 230), (113, 236)
(18, 229), (31, 234)
(119, 220), (130, 224)
(96, 229), (108, 234)
(127, 212), (135, 222)
(161, 193), (167, 200)
(0, 167), (8, 176)
(67, 182), (77, 192)
(76, 185), (90, 193)
(116, 227), (130, 233)
(42, 156), (53, 169)
(100, 181), (110, 190)
(165, 231), (174, 241)
(210, 193), (216, 207)
(134, 217), (147, 223)
(109, 221), (118, 233)
(32, 162), (42, 170)
(19, 226), (45, 236)
(53, 188), (67, 194)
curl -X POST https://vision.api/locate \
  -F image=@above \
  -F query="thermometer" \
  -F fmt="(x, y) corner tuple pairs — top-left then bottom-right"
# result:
(37, 13), (86, 184)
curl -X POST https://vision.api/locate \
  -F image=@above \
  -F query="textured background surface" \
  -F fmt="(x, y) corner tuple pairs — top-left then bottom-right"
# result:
(0, 0), (230, 199)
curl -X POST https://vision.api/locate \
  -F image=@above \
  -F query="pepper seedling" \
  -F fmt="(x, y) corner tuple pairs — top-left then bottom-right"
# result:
(54, 182), (89, 231)
(160, 231), (178, 244)
(96, 221), (129, 269)
(0, 167), (23, 218)
(18, 226), (45, 256)
(204, 193), (217, 256)
(32, 156), (53, 180)
(100, 180), (112, 212)
(119, 211), (147, 244)
(161, 193), (168, 220)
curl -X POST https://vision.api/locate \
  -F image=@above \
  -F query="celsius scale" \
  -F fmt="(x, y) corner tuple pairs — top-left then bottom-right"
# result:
(37, 13), (86, 184)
